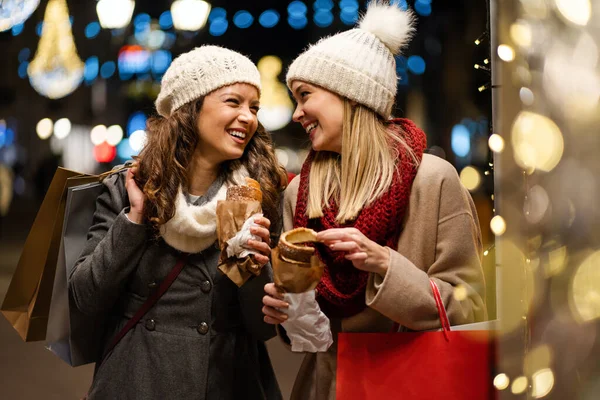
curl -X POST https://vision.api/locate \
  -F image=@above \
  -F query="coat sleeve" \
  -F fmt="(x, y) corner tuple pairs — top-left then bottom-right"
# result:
(365, 167), (487, 331)
(68, 172), (149, 316)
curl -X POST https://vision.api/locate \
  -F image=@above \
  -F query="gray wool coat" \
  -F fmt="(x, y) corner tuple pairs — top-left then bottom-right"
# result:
(69, 171), (282, 400)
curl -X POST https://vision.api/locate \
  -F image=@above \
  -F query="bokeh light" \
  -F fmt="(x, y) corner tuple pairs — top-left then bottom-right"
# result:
(451, 124), (470, 157)
(488, 133), (505, 153)
(36, 118), (53, 139)
(511, 111), (564, 172)
(570, 251), (600, 323)
(90, 124), (107, 145)
(511, 376), (528, 394)
(490, 215), (506, 236)
(53, 118), (71, 139)
(106, 125), (124, 146)
(459, 166), (482, 192)
(498, 44), (516, 62)
(259, 10), (279, 28)
(493, 373), (510, 390)
(554, 0), (591, 26)
(532, 368), (555, 398)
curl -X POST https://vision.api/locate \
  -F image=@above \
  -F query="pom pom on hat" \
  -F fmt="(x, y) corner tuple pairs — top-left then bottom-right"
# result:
(358, 1), (415, 55)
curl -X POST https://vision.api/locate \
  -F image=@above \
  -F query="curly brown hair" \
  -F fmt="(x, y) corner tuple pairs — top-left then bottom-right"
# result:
(135, 98), (287, 236)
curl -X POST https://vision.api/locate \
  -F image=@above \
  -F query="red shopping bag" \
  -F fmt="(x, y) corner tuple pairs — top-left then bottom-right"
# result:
(336, 280), (496, 400)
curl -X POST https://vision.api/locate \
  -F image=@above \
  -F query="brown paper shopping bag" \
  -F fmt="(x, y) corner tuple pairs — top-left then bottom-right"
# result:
(1, 168), (100, 341)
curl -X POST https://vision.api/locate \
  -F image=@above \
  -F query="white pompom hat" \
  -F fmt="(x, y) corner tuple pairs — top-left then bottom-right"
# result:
(286, 1), (415, 118)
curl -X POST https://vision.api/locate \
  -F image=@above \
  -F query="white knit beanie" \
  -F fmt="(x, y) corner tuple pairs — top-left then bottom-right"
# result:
(286, 1), (415, 119)
(156, 45), (261, 117)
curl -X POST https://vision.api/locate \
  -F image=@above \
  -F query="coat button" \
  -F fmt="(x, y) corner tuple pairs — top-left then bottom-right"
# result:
(197, 322), (209, 335)
(145, 319), (156, 331)
(148, 281), (158, 290)
(200, 280), (212, 293)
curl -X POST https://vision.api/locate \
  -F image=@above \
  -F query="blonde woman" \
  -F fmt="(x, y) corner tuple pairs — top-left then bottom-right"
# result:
(262, 2), (487, 399)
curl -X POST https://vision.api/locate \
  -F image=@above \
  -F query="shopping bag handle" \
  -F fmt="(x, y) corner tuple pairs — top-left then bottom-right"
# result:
(97, 160), (135, 182)
(430, 279), (451, 339)
(391, 279), (451, 340)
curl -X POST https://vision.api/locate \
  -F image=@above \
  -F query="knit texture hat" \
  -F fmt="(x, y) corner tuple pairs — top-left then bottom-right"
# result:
(156, 45), (261, 117)
(286, 1), (415, 118)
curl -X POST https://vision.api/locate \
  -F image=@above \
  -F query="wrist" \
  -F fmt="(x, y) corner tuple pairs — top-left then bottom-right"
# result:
(127, 210), (143, 224)
(377, 246), (390, 277)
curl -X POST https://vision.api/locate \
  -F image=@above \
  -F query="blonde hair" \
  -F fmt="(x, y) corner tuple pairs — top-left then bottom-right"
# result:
(307, 100), (418, 223)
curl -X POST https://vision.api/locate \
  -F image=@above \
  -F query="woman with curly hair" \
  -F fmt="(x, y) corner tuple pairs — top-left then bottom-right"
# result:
(70, 45), (286, 400)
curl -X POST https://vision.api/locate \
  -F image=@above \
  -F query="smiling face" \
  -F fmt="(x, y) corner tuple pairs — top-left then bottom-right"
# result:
(195, 83), (260, 165)
(291, 81), (344, 153)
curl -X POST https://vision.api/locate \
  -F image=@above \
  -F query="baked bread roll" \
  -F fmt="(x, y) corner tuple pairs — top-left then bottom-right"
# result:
(226, 177), (262, 202)
(278, 227), (318, 264)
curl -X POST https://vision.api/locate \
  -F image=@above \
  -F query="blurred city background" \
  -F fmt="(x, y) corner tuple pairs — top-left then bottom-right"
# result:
(0, 0), (495, 398)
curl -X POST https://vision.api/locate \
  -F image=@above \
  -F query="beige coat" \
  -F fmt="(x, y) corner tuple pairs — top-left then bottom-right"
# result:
(280, 154), (487, 400)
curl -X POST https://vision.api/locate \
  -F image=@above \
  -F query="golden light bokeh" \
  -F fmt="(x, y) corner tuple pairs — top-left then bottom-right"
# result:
(36, 118), (53, 140)
(490, 215), (507, 236)
(488, 133), (505, 153)
(511, 376), (529, 394)
(511, 111), (564, 172)
(459, 166), (482, 192)
(493, 373), (510, 390)
(554, 0), (591, 26)
(510, 21), (532, 47)
(28, 0), (84, 99)
(546, 246), (568, 277)
(498, 44), (516, 62)
(570, 251), (600, 323)
(453, 285), (468, 302)
(532, 368), (555, 398)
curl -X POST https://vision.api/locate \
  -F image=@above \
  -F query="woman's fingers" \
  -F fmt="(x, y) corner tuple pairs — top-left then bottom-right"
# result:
(264, 314), (287, 325)
(262, 305), (288, 322)
(254, 253), (270, 266)
(262, 284), (288, 324)
(262, 293), (288, 308)
(345, 252), (368, 261)
(264, 283), (285, 299)
(329, 241), (361, 252)
(247, 239), (271, 256)
(254, 216), (271, 229)
(250, 226), (271, 244)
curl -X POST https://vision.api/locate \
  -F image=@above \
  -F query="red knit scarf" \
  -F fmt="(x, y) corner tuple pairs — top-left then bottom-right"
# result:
(293, 118), (427, 318)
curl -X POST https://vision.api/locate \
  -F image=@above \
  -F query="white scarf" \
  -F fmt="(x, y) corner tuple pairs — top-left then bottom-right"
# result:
(160, 167), (248, 253)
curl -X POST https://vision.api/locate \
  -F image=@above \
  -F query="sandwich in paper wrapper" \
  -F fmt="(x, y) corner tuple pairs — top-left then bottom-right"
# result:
(273, 227), (332, 352)
(216, 177), (264, 286)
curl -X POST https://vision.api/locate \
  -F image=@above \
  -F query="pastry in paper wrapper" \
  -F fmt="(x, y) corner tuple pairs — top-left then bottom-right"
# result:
(216, 178), (263, 287)
(272, 228), (324, 293)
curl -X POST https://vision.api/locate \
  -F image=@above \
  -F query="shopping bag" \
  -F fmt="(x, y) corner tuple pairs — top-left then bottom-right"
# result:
(1, 164), (129, 342)
(45, 181), (105, 366)
(0, 168), (98, 341)
(336, 280), (496, 400)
